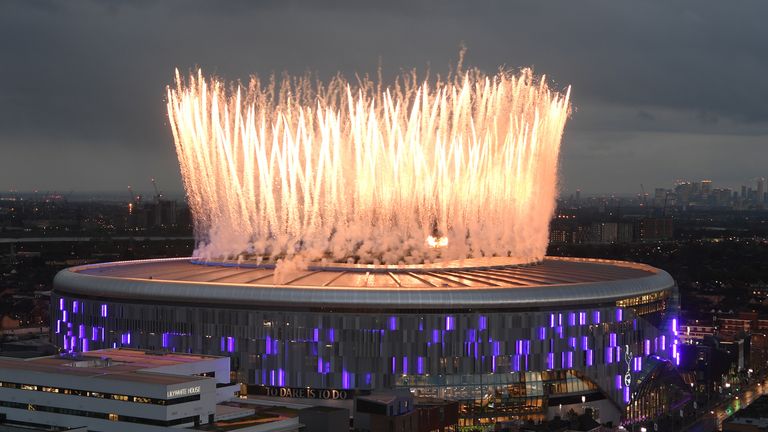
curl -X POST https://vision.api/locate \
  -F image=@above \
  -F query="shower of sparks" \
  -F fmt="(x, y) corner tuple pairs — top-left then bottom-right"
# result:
(167, 67), (570, 265)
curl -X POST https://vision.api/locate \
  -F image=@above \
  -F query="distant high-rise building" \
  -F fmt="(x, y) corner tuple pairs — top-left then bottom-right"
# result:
(757, 177), (766, 204)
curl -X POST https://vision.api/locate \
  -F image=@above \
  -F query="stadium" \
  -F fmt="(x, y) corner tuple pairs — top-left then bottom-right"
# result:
(51, 256), (690, 426)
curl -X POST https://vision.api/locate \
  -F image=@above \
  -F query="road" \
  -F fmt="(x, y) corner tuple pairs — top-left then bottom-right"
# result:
(684, 376), (768, 432)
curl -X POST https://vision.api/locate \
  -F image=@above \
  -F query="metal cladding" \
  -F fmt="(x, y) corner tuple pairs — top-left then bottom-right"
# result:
(53, 257), (673, 309)
(51, 257), (678, 422)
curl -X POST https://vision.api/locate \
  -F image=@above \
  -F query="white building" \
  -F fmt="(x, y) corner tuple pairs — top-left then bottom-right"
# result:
(0, 348), (282, 431)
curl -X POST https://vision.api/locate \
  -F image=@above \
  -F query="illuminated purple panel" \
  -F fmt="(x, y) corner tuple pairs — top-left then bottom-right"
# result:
(556, 326), (564, 338)
(278, 369), (285, 386)
(661, 335), (666, 350)
(579, 312), (587, 325)
(91, 327), (98, 341)
(468, 329), (476, 343)
(342, 370), (350, 389)
(654, 337), (659, 352)
(365, 373), (372, 385)
(569, 337), (576, 349)
(417, 356), (424, 374)
(317, 357), (323, 373)
(624, 386), (631, 403)
(402, 356), (408, 374)
(391, 356), (396, 373)
(615, 374), (622, 389)
(270, 370), (275, 386)
(78, 324), (84, 338)
(616, 308), (623, 321)
(388, 316), (397, 331)
(493, 341), (500, 356)
(227, 336), (235, 352)
(609, 333), (617, 347)
(313, 328), (319, 342)
(568, 312), (576, 326)
(445, 316), (455, 331)
(63, 337), (69, 350)
(550, 314), (555, 328)
(432, 329), (440, 344)
(329, 328), (335, 342)
(672, 318), (678, 334)
(59, 298), (64, 310)
(220, 337), (226, 352)
(512, 355), (521, 371)
(162, 333), (169, 348)
(492, 355), (496, 373)
(324, 361), (330, 373)
(539, 327), (546, 340)
(617, 345), (621, 361)
(418, 320), (423, 331)
(567, 352), (573, 368)
(265, 336), (272, 354)
(558, 313), (563, 326)
(644, 339), (651, 355)
(592, 310), (601, 324)
(55, 320), (61, 334)
(62, 310), (68, 322)
(82, 338), (89, 352)
(73, 301), (79, 314)
(516, 340), (523, 354)
(546, 352), (554, 370)
(523, 340), (531, 355)
(605, 347), (613, 364)
(100, 304), (107, 318)
(100, 327), (105, 342)
(112, 342), (117, 349)
(478, 315), (487, 331)
(582, 336), (589, 350)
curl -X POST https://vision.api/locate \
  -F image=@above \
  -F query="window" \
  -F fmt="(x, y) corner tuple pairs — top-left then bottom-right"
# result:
(109, 413), (119, 421)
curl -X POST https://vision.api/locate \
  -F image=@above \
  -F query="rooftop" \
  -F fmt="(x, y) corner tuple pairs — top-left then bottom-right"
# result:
(54, 257), (675, 310)
(0, 348), (217, 386)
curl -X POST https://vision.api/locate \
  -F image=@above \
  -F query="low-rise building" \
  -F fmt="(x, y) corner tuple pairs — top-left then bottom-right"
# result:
(0, 348), (297, 432)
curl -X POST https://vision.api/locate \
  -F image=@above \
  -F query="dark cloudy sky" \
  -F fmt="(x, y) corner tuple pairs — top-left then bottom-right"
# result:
(1, 0), (766, 196)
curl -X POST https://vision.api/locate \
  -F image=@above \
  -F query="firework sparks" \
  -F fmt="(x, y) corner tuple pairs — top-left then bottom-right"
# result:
(167, 67), (570, 265)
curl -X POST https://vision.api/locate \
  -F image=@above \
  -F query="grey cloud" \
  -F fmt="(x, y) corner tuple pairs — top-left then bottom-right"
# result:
(0, 0), (767, 193)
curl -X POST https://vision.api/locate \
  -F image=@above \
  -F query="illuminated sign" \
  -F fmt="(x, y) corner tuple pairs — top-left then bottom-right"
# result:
(167, 386), (201, 398)
(624, 344), (632, 387)
(253, 386), (362, 400)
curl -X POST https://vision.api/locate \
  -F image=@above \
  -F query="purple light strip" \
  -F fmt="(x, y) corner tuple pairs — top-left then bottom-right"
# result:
(479, 315), (487, 331)
(100, 304), (107, 318)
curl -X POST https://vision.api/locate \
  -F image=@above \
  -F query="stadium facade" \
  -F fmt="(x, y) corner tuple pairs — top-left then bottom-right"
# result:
(51, 257), (690, 426)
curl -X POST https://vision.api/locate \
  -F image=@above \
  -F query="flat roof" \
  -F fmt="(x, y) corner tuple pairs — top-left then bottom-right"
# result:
(53, 257), (675, 310)
(0, 348), (217, 386)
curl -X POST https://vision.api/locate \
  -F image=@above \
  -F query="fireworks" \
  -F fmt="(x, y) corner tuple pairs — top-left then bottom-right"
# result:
(167, 66), (570, 265)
